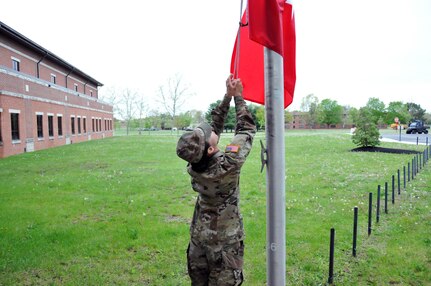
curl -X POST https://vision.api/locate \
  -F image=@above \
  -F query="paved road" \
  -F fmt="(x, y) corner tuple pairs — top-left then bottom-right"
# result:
(381, 132), (430, 145)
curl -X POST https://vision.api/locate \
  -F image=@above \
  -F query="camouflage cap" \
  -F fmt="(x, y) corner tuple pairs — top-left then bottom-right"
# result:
(176, 122), (212, 163)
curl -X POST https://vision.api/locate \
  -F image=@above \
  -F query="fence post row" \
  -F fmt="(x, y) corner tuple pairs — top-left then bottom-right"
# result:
(328, 145), (431, 284)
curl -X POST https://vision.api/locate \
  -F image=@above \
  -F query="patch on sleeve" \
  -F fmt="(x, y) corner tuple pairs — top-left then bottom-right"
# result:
(225, 144), (240, 153)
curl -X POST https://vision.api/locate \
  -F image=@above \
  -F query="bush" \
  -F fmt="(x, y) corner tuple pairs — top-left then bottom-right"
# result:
(352, 107), (380, 147)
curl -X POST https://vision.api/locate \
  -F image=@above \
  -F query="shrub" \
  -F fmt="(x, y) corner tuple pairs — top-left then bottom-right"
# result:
(352, 107), (380, 147)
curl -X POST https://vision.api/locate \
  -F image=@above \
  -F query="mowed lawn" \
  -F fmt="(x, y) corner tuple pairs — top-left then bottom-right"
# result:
(0, 130), (430, 285)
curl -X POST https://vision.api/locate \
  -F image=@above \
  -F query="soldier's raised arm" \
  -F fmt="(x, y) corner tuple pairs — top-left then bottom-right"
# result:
(210, 75), (239, 136)
(224, 80), (257, 167)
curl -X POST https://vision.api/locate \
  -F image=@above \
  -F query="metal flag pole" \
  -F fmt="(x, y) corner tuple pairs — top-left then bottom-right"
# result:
(264, 47), (286, 285)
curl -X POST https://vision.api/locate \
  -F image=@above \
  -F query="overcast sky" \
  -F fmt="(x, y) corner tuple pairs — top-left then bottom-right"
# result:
(1, 0), (431, 114)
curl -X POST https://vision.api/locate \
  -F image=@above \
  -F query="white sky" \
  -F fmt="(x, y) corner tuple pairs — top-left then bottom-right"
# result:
(1, 0), (431, 114)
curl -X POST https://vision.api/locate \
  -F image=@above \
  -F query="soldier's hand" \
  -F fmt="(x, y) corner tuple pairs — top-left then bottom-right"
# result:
(234, 80), (243, 97)
(226, 74), (238, 97)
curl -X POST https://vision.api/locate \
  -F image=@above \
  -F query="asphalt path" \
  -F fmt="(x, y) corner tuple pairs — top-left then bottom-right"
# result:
(381, 132), (430, 145)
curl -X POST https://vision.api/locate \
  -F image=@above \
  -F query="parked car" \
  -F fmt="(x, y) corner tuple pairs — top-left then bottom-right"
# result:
(406, 120), (429, 134)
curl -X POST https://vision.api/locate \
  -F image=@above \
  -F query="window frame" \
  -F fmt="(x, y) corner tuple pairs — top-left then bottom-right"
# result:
(71, 116), (75, 135)
(50, 74), (56, 84)
(36, 112), (44, 139)
(48, 114), (54, 138)
(10, 110), (20, 142)
(11, 57), (20, 72)
(57, 114), (63, 137)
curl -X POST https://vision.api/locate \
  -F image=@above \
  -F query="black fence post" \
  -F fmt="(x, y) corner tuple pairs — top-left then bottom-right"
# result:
(397, 169), (400, 195)
(417, 154), (420, 173)
(392, 175), (395, 205)
(408, 162), (411, 182)
(420, 153), (422, 170)
(368, 192), (372, 236)
(403, 165), (406, 189)
(384, 182), (388, 214)
(353, 207), (358, 257)
(328, 228), (335, 285)
(376, 186), (381, 223)
(412, 158), (415, 180)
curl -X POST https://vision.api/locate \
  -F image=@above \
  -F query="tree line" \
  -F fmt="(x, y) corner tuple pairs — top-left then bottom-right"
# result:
(100, 74), (430, 133)
(298, 94), (430, 129)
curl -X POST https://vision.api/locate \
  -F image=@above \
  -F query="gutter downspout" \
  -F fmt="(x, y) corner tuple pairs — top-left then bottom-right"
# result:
(37, 52), (48, 78)
(65, 67), (75, 89)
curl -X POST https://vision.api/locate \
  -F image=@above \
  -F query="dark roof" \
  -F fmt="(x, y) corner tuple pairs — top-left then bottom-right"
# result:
(0, 21), (103, 87)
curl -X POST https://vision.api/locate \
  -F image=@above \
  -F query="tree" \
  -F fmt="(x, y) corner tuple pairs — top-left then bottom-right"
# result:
(342, 106), (354, 128)
(99, 86), (145, 135)
(136, 94), (147, 133)
(406, 102), (426, 121)
(284, 110), (293, 126)
(348, 107), (359, 126)
(157, 74), (193, 128)
(300, 94), (319, 128)
(176, 112), (193, 129)
(365, 97), (386, 124)
(352, 107), (380, 147)
(316, 99), (343, 128)
(385, 101), (411, 125)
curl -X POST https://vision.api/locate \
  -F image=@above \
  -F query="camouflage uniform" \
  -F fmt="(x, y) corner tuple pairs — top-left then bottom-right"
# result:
(179, 94), (256, 286)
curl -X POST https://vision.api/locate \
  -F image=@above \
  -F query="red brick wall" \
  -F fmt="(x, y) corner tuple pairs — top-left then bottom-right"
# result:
(0, 32), (112, 158)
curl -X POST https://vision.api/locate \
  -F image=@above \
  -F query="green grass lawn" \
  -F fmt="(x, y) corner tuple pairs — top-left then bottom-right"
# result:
(0, 130), (430, 285)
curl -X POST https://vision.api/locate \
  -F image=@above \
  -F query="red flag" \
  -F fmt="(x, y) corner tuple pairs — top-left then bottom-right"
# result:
(230, 0), (296, 108)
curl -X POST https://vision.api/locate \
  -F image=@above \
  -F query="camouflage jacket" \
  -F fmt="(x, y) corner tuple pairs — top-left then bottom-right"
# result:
(187, 95), (256, 245)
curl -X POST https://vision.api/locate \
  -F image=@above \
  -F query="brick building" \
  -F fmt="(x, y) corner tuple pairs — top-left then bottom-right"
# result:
(0, 22), (113, 158)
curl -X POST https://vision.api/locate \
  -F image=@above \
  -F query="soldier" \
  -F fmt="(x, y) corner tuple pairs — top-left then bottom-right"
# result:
(176, 75), (256, 285)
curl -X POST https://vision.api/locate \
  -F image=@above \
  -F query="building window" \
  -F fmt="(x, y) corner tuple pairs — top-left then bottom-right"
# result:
(11, 112), (20, 141)
(48, 115), (54, 137)
(58, 116), (63, 136)
(90, 90), (93, 97)
(92, 118), (95, 132)
(71, 117), (75, 135)
(37, 114), (43, 139)
(12, 58), (20, 71)
(77, 117), (81, 134)
(99, 119), (102, 131)
(74, 84), (78, 92)
(83, 117), (86, 133)
(51, 74), (56, 84)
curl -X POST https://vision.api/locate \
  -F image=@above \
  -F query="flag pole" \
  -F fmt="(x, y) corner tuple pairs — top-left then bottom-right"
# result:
(264, 47), (286, 285)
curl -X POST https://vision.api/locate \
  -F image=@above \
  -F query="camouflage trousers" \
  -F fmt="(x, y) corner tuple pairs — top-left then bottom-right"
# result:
(187, 239), (244, 286)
